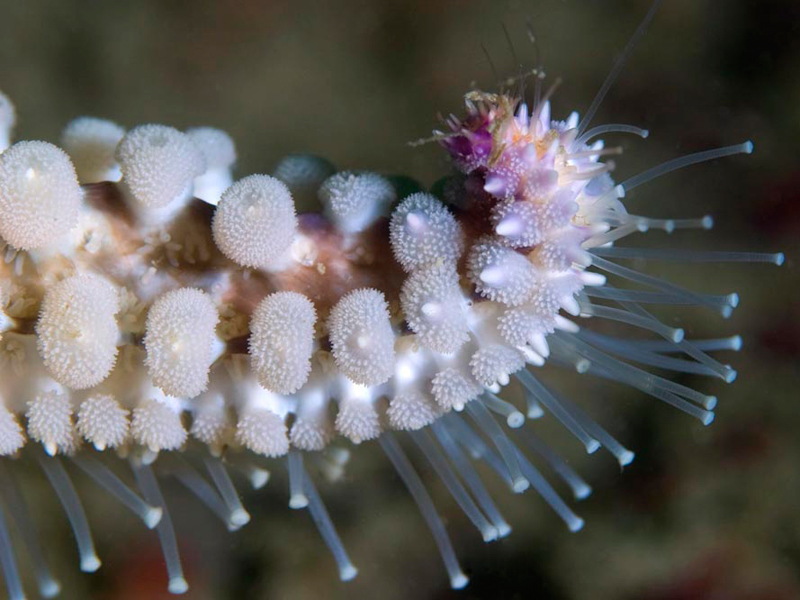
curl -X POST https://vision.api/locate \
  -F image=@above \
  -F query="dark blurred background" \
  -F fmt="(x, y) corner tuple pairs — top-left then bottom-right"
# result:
(1, 0), (798, 599)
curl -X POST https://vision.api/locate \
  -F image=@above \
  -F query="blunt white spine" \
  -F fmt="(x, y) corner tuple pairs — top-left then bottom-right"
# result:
(211, 174), (297, 269)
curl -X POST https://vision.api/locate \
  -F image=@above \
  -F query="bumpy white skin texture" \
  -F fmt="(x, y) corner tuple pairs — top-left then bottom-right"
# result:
(0, 405), (25, 456)
(236, 409), (289, 457)
(116, 124), (206, 209)
(212, 174), (297, 269)
(387, 391), (439, 431)
(497, 305), (555, 349)
(328, 288), (395, 386)
(467, 239), (540, 306)
(0, 141), (82, 250)
(132, 399), (187, 453)
(431, 368), (482, 412)
(469, 345), (525, 387)
(26, 391), (75, 456)
(491, 199), (544, 247)
(77, 394), (130, 450)
(318, 171), (396, 233)
(36, 273), (120, 390)
(143, 288), (219, 399)
(389, 192), (464, 272)
(334, 399), (381, 444)
(190, 404), (232, 450)
(249, 291), (316, 394)
(400, 263), (469, 354)
(61, 117), (126, 183)
(290, 415), (333, 452)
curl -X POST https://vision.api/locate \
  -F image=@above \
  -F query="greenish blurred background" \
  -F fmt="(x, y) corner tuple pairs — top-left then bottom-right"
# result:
(1, 0), (798, 598)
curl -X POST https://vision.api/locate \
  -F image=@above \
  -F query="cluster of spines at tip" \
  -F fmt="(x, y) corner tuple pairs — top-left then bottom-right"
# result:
(452, 98), (613, 356)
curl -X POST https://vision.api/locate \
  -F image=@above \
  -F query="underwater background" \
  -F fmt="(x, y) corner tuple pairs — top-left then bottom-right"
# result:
(0, 0), (798, 598)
